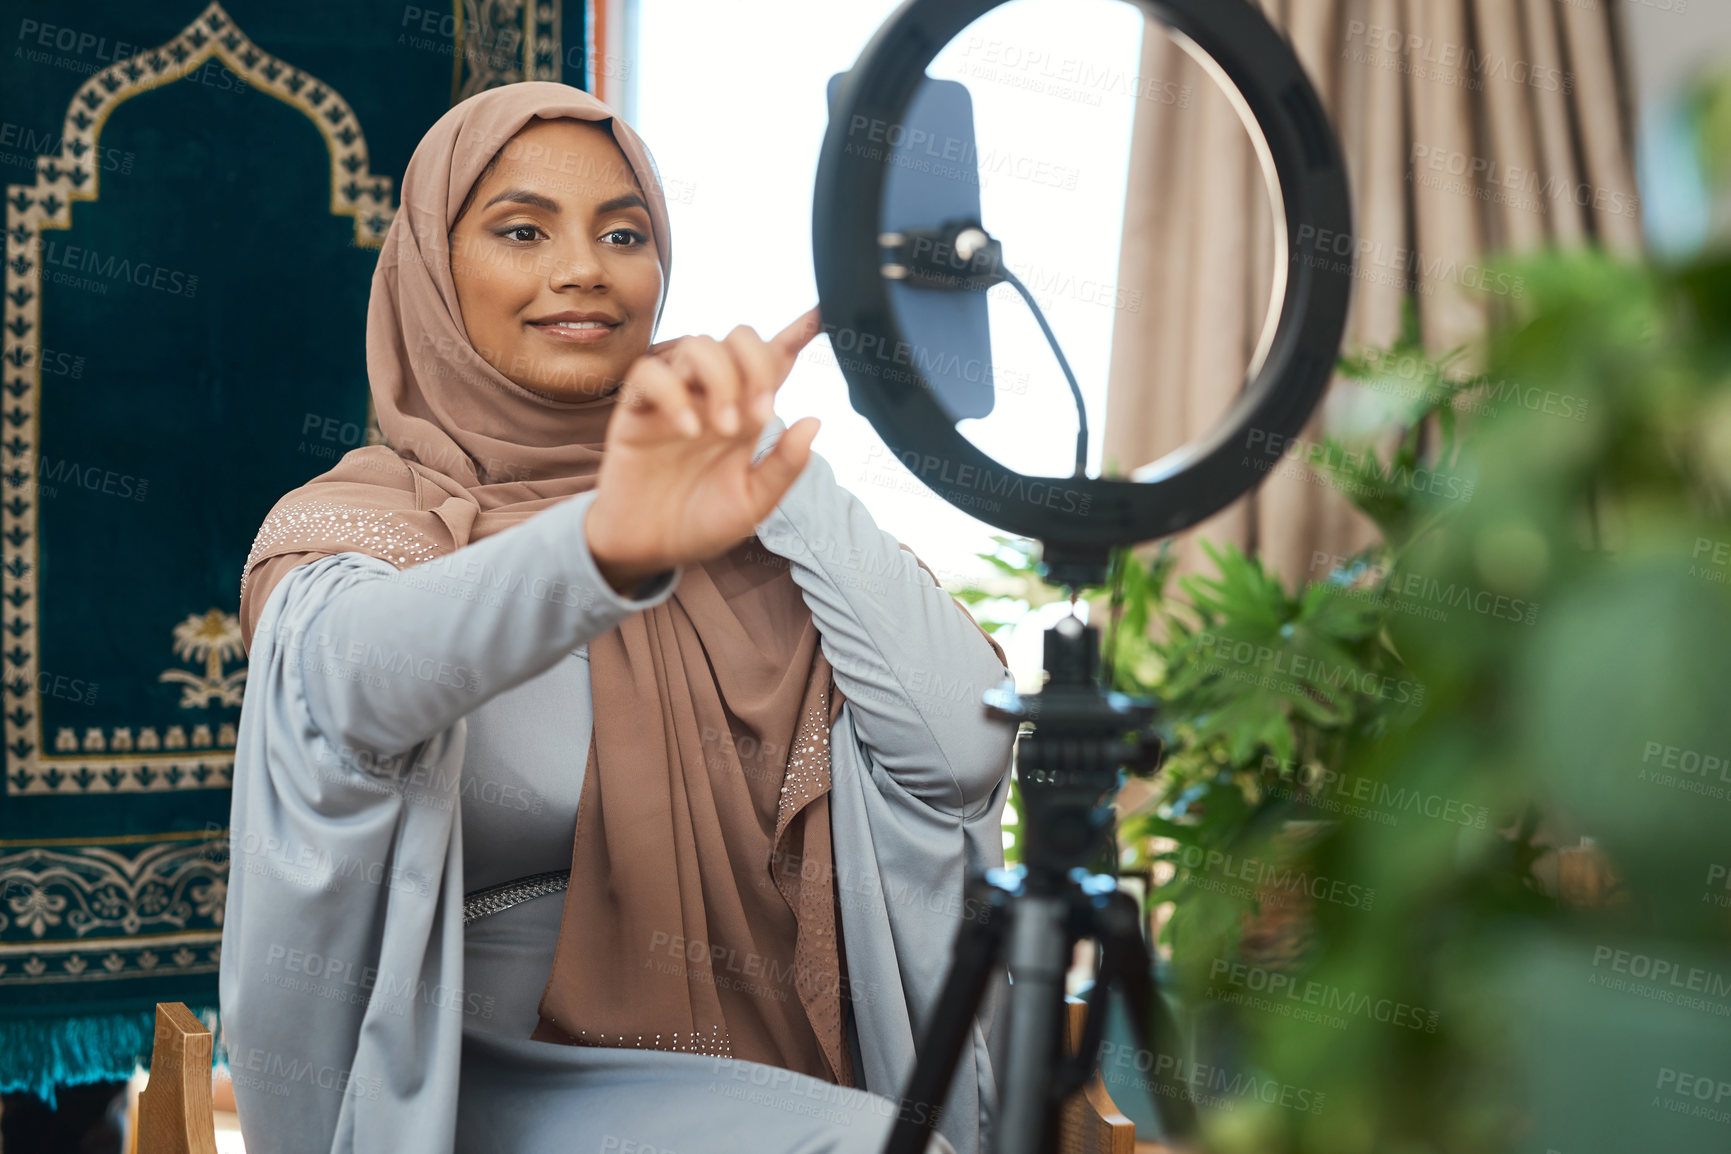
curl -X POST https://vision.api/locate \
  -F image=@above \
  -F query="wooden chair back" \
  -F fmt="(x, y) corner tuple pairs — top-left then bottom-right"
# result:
(135, 1002), (218, 1154)
(1057, 994), (1138, 1154)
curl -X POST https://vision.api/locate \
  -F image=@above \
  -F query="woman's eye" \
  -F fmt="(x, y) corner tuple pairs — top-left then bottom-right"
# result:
(498, 224), (542, 243)
(603, 228), (646, 246)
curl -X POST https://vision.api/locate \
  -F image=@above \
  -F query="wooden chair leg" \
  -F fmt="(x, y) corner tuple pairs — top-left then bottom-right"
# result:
(136, 1002), (218, 1154)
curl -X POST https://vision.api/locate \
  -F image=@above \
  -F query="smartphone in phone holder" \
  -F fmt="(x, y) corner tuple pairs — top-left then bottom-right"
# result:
(825, 72), (996, 425)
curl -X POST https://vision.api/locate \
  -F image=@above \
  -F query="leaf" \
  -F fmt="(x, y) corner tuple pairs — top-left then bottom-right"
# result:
(979, 551), (1033, 577)
(1121, 811), (1199, 843)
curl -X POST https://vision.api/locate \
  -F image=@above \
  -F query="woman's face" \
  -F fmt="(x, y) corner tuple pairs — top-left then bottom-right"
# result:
(449, 117), (663, 402)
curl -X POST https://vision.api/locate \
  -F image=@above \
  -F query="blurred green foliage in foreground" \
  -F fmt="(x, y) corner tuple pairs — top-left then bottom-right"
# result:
(1177, 241), (1731, 1154)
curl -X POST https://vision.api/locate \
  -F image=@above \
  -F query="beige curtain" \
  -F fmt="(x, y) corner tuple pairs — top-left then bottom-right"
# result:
(1103, 0), (1643, 589)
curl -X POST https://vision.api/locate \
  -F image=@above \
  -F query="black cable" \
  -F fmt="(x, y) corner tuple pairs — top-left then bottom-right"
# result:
(880, 222), (1091, 479)
(997, 266), (1090, 480)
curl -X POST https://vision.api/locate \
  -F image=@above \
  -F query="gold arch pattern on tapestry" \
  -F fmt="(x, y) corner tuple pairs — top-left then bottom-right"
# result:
(15, 2), (399, 248)
(1102, 0), (1643, 593)
(0, 2), (402, 794)
(451, 0), (566, 104)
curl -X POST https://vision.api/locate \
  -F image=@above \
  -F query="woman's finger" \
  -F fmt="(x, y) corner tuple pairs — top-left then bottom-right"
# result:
(647, 334), (689, 361)
(767, 306), (823, 373)
(666, 335), (745, 436)
(745, 415), (820, 519)
(724, 324), (779, 426)
(623, 354), (702, 438)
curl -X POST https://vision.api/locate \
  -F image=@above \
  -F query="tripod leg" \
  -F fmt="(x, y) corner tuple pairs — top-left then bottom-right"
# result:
(882, 873), (1010, 1154)
(1094, 891), (1198, 1142)
(994, 892), (1073, 1154)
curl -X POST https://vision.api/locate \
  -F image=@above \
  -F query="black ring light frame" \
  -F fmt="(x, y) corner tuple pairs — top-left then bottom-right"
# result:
(814, 0), (1356, 588)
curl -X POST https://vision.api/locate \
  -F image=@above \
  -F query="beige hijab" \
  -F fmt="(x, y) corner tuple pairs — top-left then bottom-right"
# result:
(238, 81), (880, 1082)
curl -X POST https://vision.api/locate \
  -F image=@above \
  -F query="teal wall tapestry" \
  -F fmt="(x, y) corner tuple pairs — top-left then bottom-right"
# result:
(0, 0), (590, 1103)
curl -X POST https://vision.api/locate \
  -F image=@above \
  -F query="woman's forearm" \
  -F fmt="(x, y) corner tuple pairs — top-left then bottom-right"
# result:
(263, 488), (680, 766)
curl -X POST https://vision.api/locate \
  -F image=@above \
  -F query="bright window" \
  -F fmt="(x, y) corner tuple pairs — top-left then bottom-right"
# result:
(635, 0), (1145, 682)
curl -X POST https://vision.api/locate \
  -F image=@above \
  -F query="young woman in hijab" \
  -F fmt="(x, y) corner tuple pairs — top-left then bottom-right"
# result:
(221, 82), (1019, 1154)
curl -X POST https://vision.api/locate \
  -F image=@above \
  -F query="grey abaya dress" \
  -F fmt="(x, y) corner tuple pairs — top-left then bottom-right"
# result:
(220, 417), (1020, 1154)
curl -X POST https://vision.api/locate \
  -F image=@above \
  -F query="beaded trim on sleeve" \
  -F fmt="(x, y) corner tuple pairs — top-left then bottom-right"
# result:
(240, 500), (445, 602)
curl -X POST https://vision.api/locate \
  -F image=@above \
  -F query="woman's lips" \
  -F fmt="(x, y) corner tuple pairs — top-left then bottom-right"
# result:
(528, 320), (619, 343)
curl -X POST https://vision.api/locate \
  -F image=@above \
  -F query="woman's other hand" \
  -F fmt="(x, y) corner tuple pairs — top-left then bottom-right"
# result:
(584, 306), (823, 593)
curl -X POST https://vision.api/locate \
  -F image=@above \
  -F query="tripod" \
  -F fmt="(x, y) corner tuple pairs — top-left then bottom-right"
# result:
(882, 558), (1201, 1154)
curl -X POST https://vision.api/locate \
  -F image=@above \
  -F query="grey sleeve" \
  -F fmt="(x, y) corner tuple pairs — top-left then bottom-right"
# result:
(225, 550), (476, 1154)
(750, 418), (1019, 817)
(271, 488), (681, 766)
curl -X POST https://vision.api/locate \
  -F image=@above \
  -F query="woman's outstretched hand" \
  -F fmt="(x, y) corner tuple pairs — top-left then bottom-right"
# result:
(584, 306), (824, 594)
